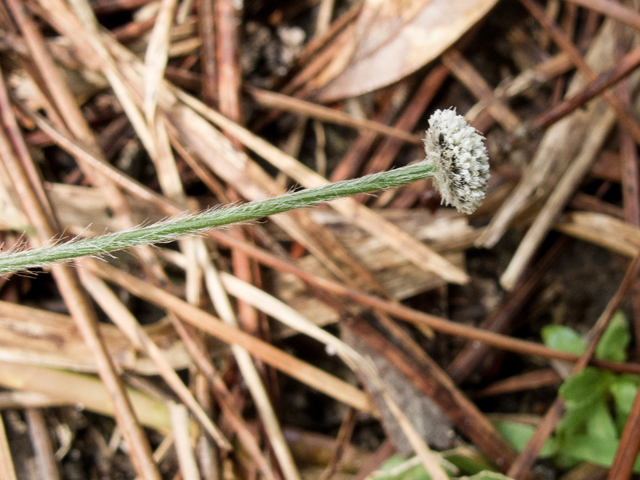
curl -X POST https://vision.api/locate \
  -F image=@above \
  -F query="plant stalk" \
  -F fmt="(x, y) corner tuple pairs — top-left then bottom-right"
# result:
(0, 162), (435, 274)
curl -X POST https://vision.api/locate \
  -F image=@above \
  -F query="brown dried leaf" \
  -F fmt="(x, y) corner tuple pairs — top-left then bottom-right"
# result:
(315, 0), (498, 102)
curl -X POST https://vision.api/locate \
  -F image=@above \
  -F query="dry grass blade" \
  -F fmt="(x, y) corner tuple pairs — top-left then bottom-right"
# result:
(477, 8), (640, 249)
(0, 63), (159, 480)
(555, 211), (640, 256)
(168, 313), (278, 480)
(217, 266), (447, 478)
(194, 242), (302, 480)
(168, 402), (201, 480)
(247, 87), (422, 144)
(566, 0), (640, 30)
(0, 416), (17, 480)
(0, 299), (190, 374)
(362, 362), (450, 480)
(0, 362), (172, 432)
(83, 259), (376, 414)
(143, 0), (177, 124)
(442, 49), (521, 133)
(219, 270), (362, 367)
(500, 108), (616, 289)
(78, 269), (231, 450)
(25, 409), (60, 480)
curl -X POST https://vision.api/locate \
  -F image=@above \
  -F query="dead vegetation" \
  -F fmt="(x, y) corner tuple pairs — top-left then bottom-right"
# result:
(1, 0), (640, 479)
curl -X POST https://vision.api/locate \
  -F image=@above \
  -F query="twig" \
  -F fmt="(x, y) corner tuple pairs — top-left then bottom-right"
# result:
(168, 402), (201, 480)
(565, 0), (640, 31)
(25, 409), (60, 480)
(247, 87), (422, 144)
(207, 229), (640, 375)
(197, 0), (216, 105)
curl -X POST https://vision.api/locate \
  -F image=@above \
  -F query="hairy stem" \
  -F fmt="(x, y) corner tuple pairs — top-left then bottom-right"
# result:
(0, 162), (435, 274)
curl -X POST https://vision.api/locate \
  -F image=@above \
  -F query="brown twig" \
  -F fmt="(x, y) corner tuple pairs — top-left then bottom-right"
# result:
(471, 369), (563, 399)
(198, 0), (216, 106)
(447, 237), (568, 384)
(607, 377), (640, 479)
(566, 0), (640, 31)
(248, 87), (422, 144)
(519, 0), (640, 146)
(442, 49), (521, 133)
(25, 409), (59, 480)
(84, 259), (377, 415)
(529, 43), (640, 132)
(207, 230), (640, 375)
(343, 314), (517, 471)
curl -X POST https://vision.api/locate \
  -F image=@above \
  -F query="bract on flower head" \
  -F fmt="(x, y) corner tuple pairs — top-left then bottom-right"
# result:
(423, 109), (490, 214)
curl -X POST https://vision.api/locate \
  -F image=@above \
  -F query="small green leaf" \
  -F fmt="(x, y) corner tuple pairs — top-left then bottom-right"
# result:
(557, 402), (594, 438)
(541, 325), (586, 354)
(443, 448), (495, 476)
(368, 454), (458, 480)
(465, 472), (515, 480)
(495, 422), (557, 458)
(559, 368), (604, 408)
(617, 374), (640, 386)
(369, 455), (432, 480)
(595, 310), (630, 362)
(611, 379), (638, 431)
(586, 399), (618, 440)
(561, 434), (618, 467)
(611, 380), (638, 415)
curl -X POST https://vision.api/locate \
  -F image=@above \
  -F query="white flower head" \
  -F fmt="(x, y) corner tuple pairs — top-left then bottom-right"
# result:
(423, 109), (490, 214)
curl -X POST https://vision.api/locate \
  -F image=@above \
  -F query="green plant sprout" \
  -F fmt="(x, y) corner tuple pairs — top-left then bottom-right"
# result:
(0, 110), (489, 275)
(497, 310), (639, 472)
(367, 451), (513, 480)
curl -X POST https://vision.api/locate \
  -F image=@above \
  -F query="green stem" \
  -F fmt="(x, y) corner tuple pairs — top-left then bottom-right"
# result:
(0, 162), (435, 274)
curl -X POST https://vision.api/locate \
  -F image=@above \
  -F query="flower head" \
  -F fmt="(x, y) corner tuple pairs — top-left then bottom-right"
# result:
(423, 109), (490, 214)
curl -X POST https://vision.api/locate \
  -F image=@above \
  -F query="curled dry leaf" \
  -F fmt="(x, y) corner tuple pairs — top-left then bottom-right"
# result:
(315, 0), (498, 102)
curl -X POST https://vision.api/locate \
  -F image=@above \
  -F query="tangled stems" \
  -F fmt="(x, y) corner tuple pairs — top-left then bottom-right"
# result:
(0, 162), (436, 275)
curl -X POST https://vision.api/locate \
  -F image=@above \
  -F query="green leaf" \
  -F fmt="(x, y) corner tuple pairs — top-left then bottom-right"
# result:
(561, 434), (618, 467)
(369, 455), (433, 480)
(559, 368), (604, 408)
(611, 378), (638, 431)
(617, 374), (640, 386)
(465, 472), (515, 480)
(595, 310), (630, 362)
(369, 454), (458, 480)
(443, 448), (495, 476)
(495, 422), (557, 458)
(585, 399), (618, 440)
(612, 380), (638, 415)
(541, 325), (586, 355)
(557, 402), (595, 438)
